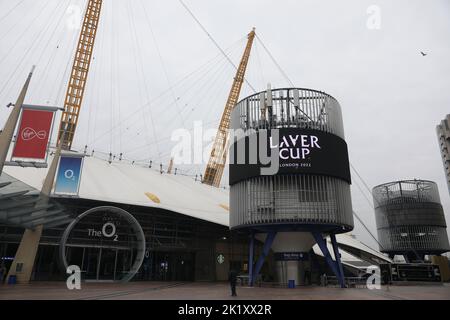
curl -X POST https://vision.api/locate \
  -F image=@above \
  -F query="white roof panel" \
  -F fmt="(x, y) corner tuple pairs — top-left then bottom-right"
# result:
(4, 153), (230, 226)
(4, 152), (388, 261)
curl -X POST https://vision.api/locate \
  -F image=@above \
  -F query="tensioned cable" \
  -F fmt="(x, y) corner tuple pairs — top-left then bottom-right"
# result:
(349, 162), (386, 250)
(71, 147), (205, 181)
(0, 0), (55, 66)
(120, 47), (239, 159)
(132, 58), (229, 155)
(122, 57), (233, 160)
(351, 177), (384, 249)
(352, 210), (383, 251)
(32, 0), (73, 100)
(254, 41), (266, 89)
(255, 34), (295, 87)
(53, 0), (84, 105)
(127, 0), (160, 161)
(139, 0), (186, 128)
(0, 0), (29, 40)
(90, 49), (229, 146)
(0, 0), (54, 98)
(0, 0), (26, 24)
(88, 41), (242, 147)
(193, 56), (239, 121)
(178, 0), (256, 93)
(113, 1), (123, 154)
(350, 162), (380, 206)
(109, 0), (115, 154)
(86, 6), (106, 147)
(82, 49), (238, 158)
(91, 0), (107, 146)
(174, 51), (235, 121)
(34, 1), (69, 67)
(109, 117), (221, 157)
(0, 0), (66, 128)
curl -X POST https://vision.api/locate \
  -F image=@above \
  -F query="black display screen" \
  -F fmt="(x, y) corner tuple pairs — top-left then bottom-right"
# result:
(229, 128), (351, 185)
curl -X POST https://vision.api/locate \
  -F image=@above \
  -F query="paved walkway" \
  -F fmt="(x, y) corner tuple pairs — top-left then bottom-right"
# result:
(0, 282), (449, 300)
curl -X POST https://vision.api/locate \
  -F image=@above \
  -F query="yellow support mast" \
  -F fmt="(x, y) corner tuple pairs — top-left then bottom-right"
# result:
(203, 28), (256, 187)
(57, 0), (102, 149)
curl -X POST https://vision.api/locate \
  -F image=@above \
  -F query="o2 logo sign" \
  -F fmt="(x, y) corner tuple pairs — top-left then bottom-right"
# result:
(64, 169), (76, 181)
(88, 222), (118, 241)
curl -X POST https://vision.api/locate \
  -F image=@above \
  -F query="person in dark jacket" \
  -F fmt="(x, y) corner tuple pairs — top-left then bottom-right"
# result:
(228, 269), (238, 296)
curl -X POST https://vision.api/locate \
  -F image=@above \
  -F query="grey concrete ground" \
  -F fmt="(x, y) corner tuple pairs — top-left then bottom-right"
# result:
(0, 282), (449, 300)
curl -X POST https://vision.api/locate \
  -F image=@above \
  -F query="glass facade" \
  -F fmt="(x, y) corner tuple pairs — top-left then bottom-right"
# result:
(0, 199), (253, 282)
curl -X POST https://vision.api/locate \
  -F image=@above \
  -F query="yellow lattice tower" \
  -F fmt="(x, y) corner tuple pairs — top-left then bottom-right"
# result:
(58, 0), (102, 149)
(203, 28), (256, 187)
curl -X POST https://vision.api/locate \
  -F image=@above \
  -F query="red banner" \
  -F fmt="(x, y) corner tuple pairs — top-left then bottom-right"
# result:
(12, 109), (53, 160)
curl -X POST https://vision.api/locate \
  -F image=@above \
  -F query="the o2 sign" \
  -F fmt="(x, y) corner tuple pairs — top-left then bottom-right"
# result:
(88, 221), (118, 241)
(64, 169), (76, 181)
(54, 155), (84, 196)
(102, 222), (117, 240)
(60, 206), (146, 282)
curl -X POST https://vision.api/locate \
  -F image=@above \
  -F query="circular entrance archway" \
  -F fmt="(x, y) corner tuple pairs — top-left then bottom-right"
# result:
(60, 206), (146, 282)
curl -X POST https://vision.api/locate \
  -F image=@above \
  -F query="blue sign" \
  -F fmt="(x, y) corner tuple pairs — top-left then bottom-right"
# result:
(274, 252), (309, 261)
(54, 155), (83, 196)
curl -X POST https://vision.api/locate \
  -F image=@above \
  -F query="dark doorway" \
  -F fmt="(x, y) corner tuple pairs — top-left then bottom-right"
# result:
(148, 251), (195, 281)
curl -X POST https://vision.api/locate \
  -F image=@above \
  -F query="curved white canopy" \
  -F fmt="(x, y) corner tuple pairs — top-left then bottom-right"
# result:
(4, 152), (391, 264)
(4, 153), (230, 226)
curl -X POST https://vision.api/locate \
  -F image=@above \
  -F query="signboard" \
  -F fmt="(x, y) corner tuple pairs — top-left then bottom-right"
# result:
(54, 155), (84, 196)
(229, 128), (351, 185)
(274, 252), (309, 261)
(217, 254), (225, 264)
(12, 108), (54, 161)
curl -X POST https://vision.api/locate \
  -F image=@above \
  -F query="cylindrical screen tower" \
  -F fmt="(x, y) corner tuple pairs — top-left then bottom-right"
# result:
(229, 87), (353, 287)
(373, 180), (450, 261)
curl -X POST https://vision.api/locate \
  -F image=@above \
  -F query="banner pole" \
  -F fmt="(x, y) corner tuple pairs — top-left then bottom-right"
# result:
(0, 66), (35, 175)
(5, 127), (67, 284)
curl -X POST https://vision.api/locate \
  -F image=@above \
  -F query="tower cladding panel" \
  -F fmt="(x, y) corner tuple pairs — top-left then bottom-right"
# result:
(373, 180), (450, 260)
(229, 88), (354, 286)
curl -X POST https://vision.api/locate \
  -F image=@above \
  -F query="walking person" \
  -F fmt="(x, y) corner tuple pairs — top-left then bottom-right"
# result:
(228, 269), (238, 297)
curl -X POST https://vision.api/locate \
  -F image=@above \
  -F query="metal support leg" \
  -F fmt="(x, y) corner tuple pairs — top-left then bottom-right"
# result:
(252, 231), (276, 285)
(330, 234), (345, 288)
(312, 232), (345, 288)
(249, 231), (254, 286)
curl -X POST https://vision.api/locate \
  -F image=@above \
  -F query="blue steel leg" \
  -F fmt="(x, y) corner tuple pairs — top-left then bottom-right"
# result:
(312, 232), (345, 288)
(249, 231), (254, 286)
(330, 234), (346, 288)
(252, 231), (276, 285)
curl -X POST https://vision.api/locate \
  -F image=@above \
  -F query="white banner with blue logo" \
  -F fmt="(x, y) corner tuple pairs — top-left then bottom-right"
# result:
(54, 154), (84, 196)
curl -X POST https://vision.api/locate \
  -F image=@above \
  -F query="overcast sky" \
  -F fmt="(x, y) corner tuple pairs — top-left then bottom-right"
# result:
(1, 0), (450, 250)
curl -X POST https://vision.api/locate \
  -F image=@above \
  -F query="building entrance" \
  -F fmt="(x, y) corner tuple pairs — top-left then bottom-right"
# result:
(142, 251), (195, 281)
(60, 206), (145, 282)
(66, 246), (135, 281)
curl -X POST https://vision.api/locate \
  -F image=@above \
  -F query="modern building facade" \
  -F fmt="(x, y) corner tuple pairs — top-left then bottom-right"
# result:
(1, 198), (246, 282)
(436, 114), (450, 196)
(372, 179), (450, 262)
(1, 148), (389, 285)
(229, 87), (354, 287)
(0, 154), (252, 283)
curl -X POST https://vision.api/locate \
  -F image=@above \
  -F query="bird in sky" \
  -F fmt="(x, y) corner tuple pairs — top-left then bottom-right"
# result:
(420, 51), (427, 56)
